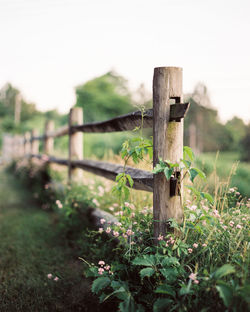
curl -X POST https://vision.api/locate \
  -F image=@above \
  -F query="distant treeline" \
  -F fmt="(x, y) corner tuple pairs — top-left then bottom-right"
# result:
(0, 72), (249, 161)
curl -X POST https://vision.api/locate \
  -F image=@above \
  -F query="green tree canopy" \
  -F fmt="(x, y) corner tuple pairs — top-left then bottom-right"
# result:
(75, 71), (134, 123)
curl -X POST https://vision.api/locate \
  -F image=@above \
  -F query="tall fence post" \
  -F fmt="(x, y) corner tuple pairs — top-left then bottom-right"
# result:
(153, 67), (184, 240)
(44, 120), (54, 155)
(31, 129), (39, 155)
(24, 132), (31, 156)
(68, 107), (83, 183)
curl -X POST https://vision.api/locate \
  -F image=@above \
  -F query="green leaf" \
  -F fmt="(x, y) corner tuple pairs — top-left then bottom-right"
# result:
(185, 185), (201, 197)
(102, 287), (127, 302)
(132, 255), (156, 266)
(91, 277), (110, 294)
(192, 167), (206, 179)
(212, 264), (235, 280)
(216, 283), (233, 307)
(152, 163), (165, 174)
(159, 268), (178, 283)
(153, 298), (173, 312)
(181, 159), (191, 168)
(140, 267), (155, 279)
(183, 146), (194, 161)
(189, 168), (199, 183)
(162, 257), (180, 267)
(119, 296), (136, 312)
(126, 174), (134, 188)
(164, 167), (173, 180)
(155, 284), (176, 298)
(200, 192), (214, 204)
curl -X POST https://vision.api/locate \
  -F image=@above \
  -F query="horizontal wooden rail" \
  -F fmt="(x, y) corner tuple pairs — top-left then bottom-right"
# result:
(28, 103), (189, 141)
(31, 154), (153, 192)
(71, 103), (189, 133)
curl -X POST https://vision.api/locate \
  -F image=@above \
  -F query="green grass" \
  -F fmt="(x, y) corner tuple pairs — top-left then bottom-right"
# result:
(196, 152), (250, 197)
(0, 169), (106, 312)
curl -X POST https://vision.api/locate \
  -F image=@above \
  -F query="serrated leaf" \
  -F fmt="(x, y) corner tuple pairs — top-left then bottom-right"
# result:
(189, 168), (199, 183)
(216, 283), (233, 307)
(162, 257), (180, 267)
(126, 174), (134, 188)
(160, 268), (178, 283)
(119, 296), (136, 312)
(212, 264), (235, 280)
(164, 167), (173, 180)
(91, 277), (110, 294)
(192, 167), (206, 179)
(183, 146), (194, 161)
(200, 192), (214, 204)
(181, 159), (191, 168)
(153, 298), (173, 312)
(152, 163), (165, 174)
(132, 255), (156, 266)
(155, 284), (176, 298)
(140, 267), (155, 279)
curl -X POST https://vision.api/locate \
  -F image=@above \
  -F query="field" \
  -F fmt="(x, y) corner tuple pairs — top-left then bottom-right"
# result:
(196, 152), (250, 197)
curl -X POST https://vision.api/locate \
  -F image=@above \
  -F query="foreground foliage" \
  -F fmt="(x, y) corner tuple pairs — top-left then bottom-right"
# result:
(11, 157), (250, 312)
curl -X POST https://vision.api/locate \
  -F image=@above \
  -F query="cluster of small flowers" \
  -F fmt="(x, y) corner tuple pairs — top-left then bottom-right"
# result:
(213, 209), (220, 218)
(227, 220), (242, 229)
(228, 187), (240, 196)
(189, 273), (199, 284)
(141, 206), (152, 215)
(165, 236), (175, 246)
(97, 185), (105, 197)
(98, 260), (113, 275)
(55, 199), (63, 209)
(188, 242), (206, 254)
(124, 202), (135, 210)
(108, 203), (119, 212)
(92, 198), (100, 207)
(47, 273), (59, 281)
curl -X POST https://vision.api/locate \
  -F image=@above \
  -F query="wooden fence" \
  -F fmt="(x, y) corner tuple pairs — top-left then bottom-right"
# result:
(2, 67), (189, 238)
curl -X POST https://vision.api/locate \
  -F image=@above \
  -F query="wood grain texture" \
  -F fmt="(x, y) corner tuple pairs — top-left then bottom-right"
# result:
(44, 120), (54, 154)
(71, 104), (189, 133)
(68, 107), (83, 182)
(153, 67), (184, 240)
(23, 104), (189, 142)
(31, 130), (39, 155)
(31, 154), (153, 192)
(24, 132), (31, 155)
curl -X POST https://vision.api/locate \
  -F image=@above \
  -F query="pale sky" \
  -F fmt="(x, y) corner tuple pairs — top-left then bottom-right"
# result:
(0, 0), (249, 123)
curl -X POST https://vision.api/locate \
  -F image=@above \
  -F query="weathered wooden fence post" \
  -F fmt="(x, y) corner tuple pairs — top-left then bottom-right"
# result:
(24, 132), (31, 155)
(44, 120), (54, 155)
(153, 67), (184, 240)
(68, 107), (83, 183)
(31, 129), (39, 155)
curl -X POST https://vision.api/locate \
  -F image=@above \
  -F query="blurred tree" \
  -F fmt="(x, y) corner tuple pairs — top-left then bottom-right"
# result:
(184, 83), (232, 153)
(75, 71), (134, 122)
(239, 124), (250, 162)
(225, 117), (246, 151)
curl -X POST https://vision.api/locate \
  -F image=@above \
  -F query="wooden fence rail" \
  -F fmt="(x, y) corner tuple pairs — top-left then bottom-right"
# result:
(2, 66), (189, 239)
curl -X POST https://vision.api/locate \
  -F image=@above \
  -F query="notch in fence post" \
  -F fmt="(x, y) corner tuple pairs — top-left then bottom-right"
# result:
(153, 67), (184, 241)
(68, 107), (83, 183)
(31, 129), (39, 155)
(44, 120), (54, 155)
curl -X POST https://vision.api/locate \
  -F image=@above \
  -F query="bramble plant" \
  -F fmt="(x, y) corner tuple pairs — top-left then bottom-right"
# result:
(81, 113), (249, 311)
(9, 108), (249, 311)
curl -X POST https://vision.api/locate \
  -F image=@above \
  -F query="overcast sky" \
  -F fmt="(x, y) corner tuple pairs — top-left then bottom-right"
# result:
(0, 0), (249, 123)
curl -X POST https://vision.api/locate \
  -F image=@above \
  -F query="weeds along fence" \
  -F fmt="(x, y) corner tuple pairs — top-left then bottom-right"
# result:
(2, 67), (189, 238)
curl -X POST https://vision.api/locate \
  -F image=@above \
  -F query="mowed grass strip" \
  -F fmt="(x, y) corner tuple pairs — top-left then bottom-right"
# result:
(0, 169), (100, 312)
